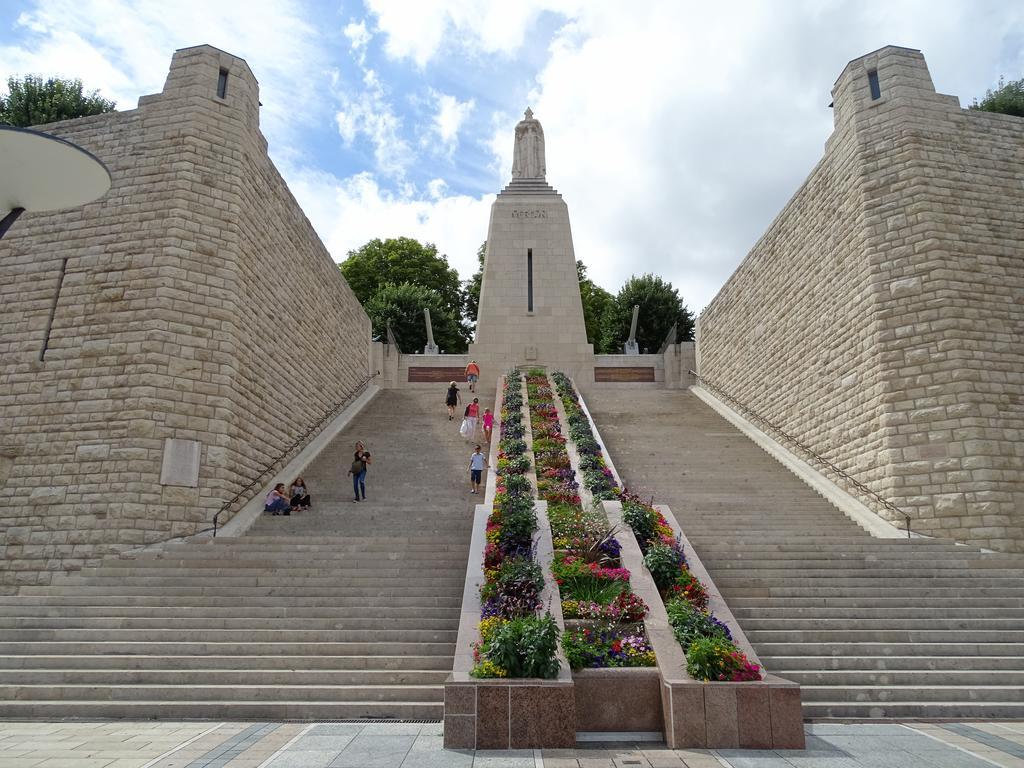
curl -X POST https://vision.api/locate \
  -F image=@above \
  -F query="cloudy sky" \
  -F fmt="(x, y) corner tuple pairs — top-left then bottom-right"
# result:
(2, 1), (1022, 312)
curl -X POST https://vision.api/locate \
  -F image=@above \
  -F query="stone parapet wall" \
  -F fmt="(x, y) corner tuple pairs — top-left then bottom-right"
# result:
(697, 46), (1023, 551)
(0, 45), (370, 588)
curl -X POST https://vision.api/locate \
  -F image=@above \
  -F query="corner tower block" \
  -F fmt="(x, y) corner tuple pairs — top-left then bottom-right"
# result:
(470, 109), (593, 373)
(830, 45), (960, 129)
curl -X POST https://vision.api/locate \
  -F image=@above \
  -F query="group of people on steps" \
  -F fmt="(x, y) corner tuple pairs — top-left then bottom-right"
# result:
(265, 361), (492, 515)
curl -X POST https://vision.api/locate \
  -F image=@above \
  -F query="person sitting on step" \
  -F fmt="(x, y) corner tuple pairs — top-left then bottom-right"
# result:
(290, 477), (311, 510)
(264, 483), (291, 516)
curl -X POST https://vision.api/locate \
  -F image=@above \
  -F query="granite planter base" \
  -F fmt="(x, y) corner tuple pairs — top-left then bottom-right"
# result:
(573, 667), (662, 733)
(444, 678), (576, 749)
(661, 675), (804, 749)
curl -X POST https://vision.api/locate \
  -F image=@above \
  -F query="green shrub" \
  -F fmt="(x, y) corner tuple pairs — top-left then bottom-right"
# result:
(622, 500), (657, 546)
(665, 598), (732, 651)
(486, 614), (560, 678)
(643, 542), (683, 591)
(685, 636), (761, 682)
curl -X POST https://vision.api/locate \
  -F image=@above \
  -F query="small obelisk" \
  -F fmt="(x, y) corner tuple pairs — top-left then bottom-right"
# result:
(469, 109), (593, 374)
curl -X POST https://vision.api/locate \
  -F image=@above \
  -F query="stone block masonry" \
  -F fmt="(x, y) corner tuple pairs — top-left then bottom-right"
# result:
(0, 45), (371, 589)
(698, 46), (1023, 552)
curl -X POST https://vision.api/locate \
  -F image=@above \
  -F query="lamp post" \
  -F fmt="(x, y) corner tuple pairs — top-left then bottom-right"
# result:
(0, 125), (111, 241)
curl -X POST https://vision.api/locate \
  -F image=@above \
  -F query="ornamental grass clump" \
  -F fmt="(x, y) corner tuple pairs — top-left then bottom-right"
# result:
(473, 371), (560, 679)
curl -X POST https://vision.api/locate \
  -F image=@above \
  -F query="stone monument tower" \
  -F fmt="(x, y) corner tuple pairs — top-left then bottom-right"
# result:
(470, 109), (593, 375)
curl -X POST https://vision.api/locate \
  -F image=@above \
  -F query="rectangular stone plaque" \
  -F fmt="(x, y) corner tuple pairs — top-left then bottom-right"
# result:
(160, 438), (201, 487)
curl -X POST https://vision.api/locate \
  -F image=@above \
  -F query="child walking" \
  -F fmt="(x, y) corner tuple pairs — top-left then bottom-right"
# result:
(469, 444), (488, 495)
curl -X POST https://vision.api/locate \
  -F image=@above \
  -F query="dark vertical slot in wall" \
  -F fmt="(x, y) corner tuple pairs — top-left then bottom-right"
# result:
(527, 248), (534, 312)
(868, 70), (881, 100)
(40, 257), (68, 361)
(217, 68), (229, 99)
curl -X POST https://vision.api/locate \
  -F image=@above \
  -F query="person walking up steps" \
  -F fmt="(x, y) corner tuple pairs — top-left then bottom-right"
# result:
(465, 360), (480, 393)
(465, 397), (480, 438)
(445, 381), (461, 420)
(469, 444), (488, 494)
(348, 441), (372, 502)
(482, 407), (494, 444)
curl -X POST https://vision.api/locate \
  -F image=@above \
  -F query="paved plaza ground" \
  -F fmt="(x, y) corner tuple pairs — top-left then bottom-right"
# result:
(0, 721), (1022, 768)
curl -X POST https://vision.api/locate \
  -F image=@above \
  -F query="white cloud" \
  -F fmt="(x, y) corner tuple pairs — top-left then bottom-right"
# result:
(431, 91), (475, 157)
(281, 164), (493, 277)
(343, 19), (372, 65)
(0, 0), (328, 150)
(427, 2), (1024, 311)
(333, 65), (413, 178)
(363, 0), (585, 66)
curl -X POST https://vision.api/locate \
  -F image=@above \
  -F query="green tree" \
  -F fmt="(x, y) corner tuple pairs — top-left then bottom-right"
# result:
(340, 237), (464, 312)
(600, 274), (694, 354)
(576, 260), (613, 351)
(365, 282), (468, 353)
(464, 241), (486, 332)
(970, 76), (1024, 118)
(0, 75), (116, 127)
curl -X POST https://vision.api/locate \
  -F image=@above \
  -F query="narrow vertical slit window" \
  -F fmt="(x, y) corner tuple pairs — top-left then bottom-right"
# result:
(40, 258), (68, 361)
(217, 68), (229, 99)
(527, 248), (534, 312)
(868, 70), (881, 100)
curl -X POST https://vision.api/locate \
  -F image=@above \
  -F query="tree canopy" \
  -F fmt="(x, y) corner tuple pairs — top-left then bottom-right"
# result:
(364, 282), (466, 354)
(340, 237), (470, 352)
(599, 273), (695, 354)
(340, 237), (464, 312)
(970, 76), (1024, 118)
(0, 75), (116, 127)
(577, 260), (614, 351)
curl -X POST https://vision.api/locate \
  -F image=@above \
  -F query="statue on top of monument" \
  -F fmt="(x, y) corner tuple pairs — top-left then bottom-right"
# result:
(511, 107), (546, 180)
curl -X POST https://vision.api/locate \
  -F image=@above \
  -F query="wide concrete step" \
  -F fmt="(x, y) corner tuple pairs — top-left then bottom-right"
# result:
(746, 629), (1016, 643)
(739, 617), (1024, 631)
(19, 586), (463, 598)
(752, 642), (1024, 657)
(723, 586), (1024, 598)
(0, 641), (456, 656)
(0, 628), (458, 643)
(0, 605), (461, 620)
(0, 616), (459, 631)
(727, 596), (1024, 609)
(190, 537), (464, 547)
(777, 670), (1024, 687)
(0, 669), (450, 686)
(105, 558), (468, 570)
(733, 606), (1024, 619)
(0, 683), (444, 703)
(0, 598), (458, 610)
(802, 702), (1024, 719)
(54, 575), (466, 588)
(0, 700), (443, 719)
(0, 654), (453, 671)
(762, 655), (1024, 672)
(709, 570), (1024, 582)
(799, 685), (1024, 704)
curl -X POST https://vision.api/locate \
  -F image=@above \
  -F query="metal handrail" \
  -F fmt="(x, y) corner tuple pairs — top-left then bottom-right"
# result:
(689, 370), (913, 539)
(210, 370), (380, 536)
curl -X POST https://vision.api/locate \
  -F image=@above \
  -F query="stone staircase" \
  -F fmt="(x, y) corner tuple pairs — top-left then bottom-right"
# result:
(585, 387), (1024, 719)
(0, 388), (490, 718)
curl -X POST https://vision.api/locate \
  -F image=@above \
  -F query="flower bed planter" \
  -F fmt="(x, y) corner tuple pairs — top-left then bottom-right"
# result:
(553, 372), (805, 749)
(445, 371), (574, 749)
(522, 369), (663, 735)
